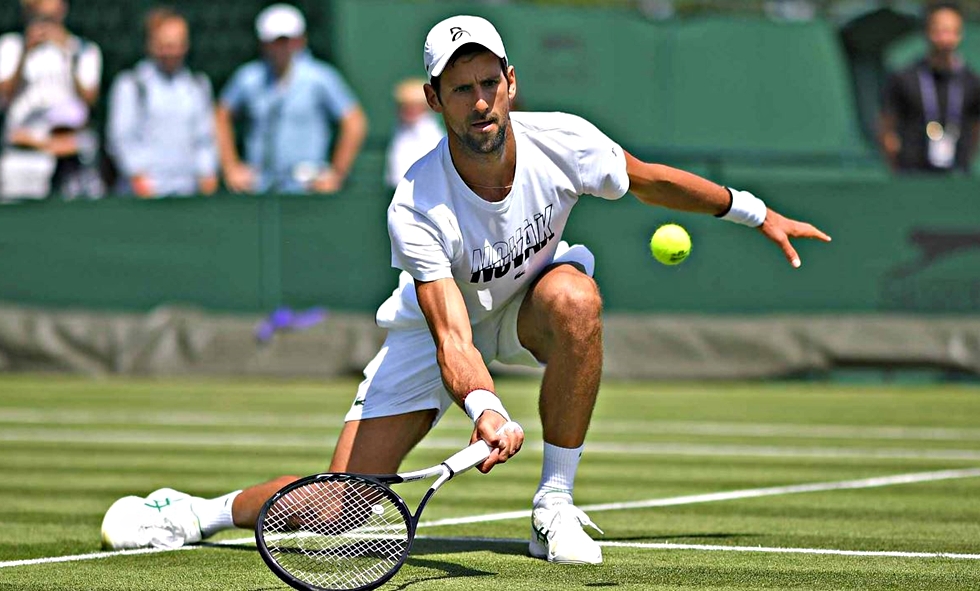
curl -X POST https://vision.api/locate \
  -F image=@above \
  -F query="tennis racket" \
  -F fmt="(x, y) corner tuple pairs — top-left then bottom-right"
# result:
(255, 440), (492, 591)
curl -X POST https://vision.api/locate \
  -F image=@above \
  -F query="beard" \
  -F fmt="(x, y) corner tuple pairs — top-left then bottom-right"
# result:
(458, 115), (508, 155)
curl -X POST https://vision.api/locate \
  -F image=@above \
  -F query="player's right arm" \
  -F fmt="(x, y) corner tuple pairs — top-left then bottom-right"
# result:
(414, 277), (524, 472)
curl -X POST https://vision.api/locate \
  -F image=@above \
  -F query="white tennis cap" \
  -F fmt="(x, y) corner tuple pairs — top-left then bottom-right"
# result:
(256, 4), (306, 42)
(424, 15), (507, 79)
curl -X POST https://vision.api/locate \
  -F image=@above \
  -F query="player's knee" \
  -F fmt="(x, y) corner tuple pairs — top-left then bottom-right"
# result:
(546, 275), (602, 339)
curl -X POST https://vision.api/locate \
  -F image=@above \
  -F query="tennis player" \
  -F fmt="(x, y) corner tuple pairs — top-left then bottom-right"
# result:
(101, 15), (830, 564)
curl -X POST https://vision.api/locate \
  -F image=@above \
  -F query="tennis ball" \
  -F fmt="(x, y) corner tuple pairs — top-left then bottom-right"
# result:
(650, 223), (691, 265)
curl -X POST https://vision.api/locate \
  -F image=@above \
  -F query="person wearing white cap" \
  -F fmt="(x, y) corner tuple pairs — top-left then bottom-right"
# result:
(100, 13), (830, 568)
(214, 3), (367, 194)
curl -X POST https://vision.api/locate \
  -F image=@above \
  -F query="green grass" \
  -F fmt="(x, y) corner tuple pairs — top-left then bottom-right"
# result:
(1, 374), (979, 589)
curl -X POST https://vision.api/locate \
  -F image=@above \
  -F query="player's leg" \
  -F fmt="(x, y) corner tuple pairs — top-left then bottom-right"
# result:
(519, 263), (603, 450)
(229, 409), (437, 528)
(102, 327), (450, 550)
(517, 260), (605, 564)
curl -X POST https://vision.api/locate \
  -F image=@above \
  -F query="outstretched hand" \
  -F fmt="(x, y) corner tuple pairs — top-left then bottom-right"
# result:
(471, 411), (524, 473)
(757, 208), (831, 268)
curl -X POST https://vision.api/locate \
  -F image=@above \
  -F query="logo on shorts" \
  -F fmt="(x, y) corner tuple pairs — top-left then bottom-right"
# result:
(450, 27), (469, 42)
(470, 204), (555, 284)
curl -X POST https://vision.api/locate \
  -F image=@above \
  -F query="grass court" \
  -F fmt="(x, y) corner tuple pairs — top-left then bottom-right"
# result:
(1, 374), (979, 590)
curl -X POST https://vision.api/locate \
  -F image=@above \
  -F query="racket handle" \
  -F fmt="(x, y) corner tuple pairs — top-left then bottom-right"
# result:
(443, 440), (492, 475)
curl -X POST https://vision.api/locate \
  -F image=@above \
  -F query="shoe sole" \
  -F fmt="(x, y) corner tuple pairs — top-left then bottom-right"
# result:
(528, 541), (602, 564)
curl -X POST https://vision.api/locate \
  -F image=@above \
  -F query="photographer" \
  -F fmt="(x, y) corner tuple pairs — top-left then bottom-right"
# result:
(0, 0), (102, 199)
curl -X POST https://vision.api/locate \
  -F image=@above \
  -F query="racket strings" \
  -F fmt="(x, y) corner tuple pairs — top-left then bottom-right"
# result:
(261, 476), (410, 590)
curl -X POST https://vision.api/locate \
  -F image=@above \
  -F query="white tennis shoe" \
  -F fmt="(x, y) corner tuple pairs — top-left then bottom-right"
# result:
(528, 494), (603, 564)
(101, 488), (203, 550)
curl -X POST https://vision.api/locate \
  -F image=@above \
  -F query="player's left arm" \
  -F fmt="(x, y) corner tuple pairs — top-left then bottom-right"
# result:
(624, 151), (831, 268)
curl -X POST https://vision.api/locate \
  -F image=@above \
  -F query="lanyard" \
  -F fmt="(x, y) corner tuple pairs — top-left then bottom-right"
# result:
(918, 65), (964, 132)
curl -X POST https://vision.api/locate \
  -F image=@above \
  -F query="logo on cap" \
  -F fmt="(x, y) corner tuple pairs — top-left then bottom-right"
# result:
(450, 26), (469, 42)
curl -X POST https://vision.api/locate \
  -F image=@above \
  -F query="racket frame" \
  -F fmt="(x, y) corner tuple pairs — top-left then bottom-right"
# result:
(255, 441), (491, 591)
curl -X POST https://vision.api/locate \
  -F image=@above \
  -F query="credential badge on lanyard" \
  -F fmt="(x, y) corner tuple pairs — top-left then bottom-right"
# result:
(918, 63), (964, 169)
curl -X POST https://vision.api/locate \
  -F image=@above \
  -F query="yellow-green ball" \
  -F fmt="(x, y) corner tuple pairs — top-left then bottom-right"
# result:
(650, 223), (691, 265)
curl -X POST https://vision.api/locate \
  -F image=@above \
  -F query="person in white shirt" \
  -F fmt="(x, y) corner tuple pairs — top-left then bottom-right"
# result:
(106, 7), (219, 197)
(0, 0), (102, 199)
(100, 14), (831, 566)
(385, 78), (444, 188)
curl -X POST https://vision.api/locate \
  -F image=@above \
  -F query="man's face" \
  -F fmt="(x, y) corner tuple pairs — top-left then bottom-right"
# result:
(398, 101), (428, 125)
(262, 36), (303, 72)
(927, 8), (963, 56)
(149, 19), (189, 74)
(427, 50), (515, 156)
(28, 0), (66, 23)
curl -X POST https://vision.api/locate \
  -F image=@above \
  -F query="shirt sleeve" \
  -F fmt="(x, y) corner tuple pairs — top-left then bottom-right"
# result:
(106, 72), (149, 176)
(316, 63), (358, 120)
(388, 200), (454, 282)
(0, 34), (23, 83)
(880, 72), (904, 118)
(569, 115), (630, 200)
(219, 65), (249, 112)
(193, 74), (218, 177)
(74, 42), (102, 91)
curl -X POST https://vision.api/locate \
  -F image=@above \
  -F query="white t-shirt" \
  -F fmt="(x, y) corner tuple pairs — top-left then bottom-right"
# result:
(384, 113), (444, 188)
(0, 33), (102, 139)
(378, 111), (629, 330)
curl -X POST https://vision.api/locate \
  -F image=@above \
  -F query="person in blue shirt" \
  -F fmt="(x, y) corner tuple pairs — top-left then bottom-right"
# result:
(215, 3), (368, 194)
(106, 7), (218, 197)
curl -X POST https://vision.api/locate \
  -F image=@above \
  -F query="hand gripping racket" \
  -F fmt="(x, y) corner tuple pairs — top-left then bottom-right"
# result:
(255, 440), (492, 591)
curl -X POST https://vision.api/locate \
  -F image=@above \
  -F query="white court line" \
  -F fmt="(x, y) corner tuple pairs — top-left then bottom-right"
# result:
(0, 545), (202, 568)
(412, 536), (980, 561)
(3, 467), (979, 570)
(598, 541), (980, 560)
(415, 468), (980, 528)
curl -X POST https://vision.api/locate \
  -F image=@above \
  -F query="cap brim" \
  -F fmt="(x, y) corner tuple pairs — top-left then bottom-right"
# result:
(429, 42), (506, 78)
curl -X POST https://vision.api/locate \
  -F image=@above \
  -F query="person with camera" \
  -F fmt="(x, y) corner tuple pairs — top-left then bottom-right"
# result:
(0, 0), (102, 199)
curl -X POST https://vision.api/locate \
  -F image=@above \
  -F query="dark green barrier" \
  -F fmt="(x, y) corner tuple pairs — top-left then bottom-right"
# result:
(567, 176), (980, 313)
(0, 156), (977, 314)
(0, 153), (393, 313)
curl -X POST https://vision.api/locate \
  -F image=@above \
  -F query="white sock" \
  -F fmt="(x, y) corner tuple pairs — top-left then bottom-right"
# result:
(192, 490), (241, 538)
(533, 442), (584, 506)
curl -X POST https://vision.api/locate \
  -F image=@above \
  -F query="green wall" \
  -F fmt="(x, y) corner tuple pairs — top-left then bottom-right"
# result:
(335, 0), (872, 165)
(1, 152), (977, 314)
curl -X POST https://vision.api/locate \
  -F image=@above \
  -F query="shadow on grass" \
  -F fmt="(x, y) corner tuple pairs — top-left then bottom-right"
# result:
(389, 555), (493, 591)
(205, 538), (509, 591)
(410, 537), (527, 557)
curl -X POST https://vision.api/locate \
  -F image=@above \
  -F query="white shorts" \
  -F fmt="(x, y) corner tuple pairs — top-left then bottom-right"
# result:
(344, 242), (595, 424)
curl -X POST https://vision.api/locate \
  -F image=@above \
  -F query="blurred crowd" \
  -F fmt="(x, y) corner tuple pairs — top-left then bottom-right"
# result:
(0, 0), (444, 202)
(0, 0), (978, 202)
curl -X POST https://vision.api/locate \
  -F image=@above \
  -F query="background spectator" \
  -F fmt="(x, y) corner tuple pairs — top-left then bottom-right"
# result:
(878, 1), (980, 173)
(384, 78), (444, 189)
(0, 0), (102, 199)
(106, 7), (218, 198)
(215, 3), (367, 194)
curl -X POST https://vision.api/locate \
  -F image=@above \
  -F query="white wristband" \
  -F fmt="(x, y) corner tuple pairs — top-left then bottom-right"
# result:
(719, 188), (767, 227)
(464, 389), (510, 423)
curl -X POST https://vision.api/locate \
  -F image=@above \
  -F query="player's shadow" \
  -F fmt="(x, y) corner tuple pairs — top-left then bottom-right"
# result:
(411, 536), (527, 557)
(383, 537), (525, 590)
(389, 557), (492, 590)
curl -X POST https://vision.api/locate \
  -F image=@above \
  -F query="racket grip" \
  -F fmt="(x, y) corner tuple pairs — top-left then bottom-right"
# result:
(443, 440), (492, 475)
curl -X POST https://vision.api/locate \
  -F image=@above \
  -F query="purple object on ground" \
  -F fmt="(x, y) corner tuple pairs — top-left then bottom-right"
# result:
(255, 306), (328, 343)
